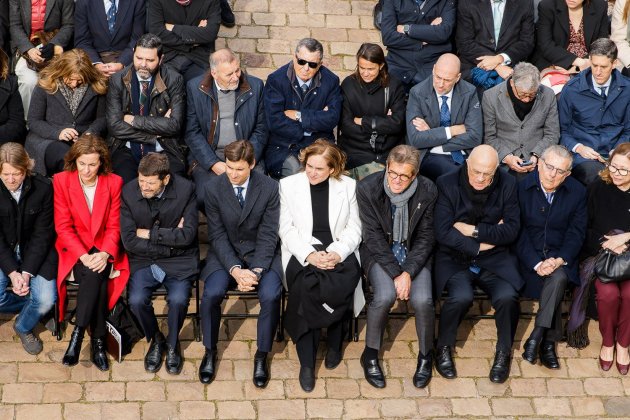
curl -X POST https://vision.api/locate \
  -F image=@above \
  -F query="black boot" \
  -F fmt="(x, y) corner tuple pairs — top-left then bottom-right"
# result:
(91, 337), (109, 371)
(62, 326), (85, 366)
(413, 350), (433, 388)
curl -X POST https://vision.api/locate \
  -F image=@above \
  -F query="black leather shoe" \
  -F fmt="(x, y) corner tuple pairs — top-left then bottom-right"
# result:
(253, 354), (269, 388)
(521, 338), (539, 365)
(489, 349), (511, 384)
(324, 348), (342, 369)
(198, 349), (217, 384)
(539, 341), (560, 370)
(360, 352), (386, 388)
(413, 351), (433, 388)
(435, 345), (457, 379)
(91, 337), (109, 371)
(220, 0), (235, 27)
(165, 342), (183, 375)
(144, 332), (166, 373)
(299, 366), (315, 392)
(62, 326), (85, 366)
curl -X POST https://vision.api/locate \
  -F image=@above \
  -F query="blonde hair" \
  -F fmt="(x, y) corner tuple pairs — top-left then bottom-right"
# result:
(0, 143), (34, 177)
(38, 49), (107, 95)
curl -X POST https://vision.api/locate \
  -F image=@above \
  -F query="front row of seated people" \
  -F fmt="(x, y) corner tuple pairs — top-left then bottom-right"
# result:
(1, 137), (630, 391)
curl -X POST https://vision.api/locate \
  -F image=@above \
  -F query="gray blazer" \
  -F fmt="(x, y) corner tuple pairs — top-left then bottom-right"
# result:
(405, 75), (483, 163)
(9, 0), (74, 54)
(482, 81), (560, 162)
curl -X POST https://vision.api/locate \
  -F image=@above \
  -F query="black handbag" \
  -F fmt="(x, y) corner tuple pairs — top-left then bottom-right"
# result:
(594, 249), (630, 284)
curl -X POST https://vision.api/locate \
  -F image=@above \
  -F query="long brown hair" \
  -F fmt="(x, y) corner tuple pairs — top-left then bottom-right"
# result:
(600, 143), (630, 184)
(38, 49), (107, 95)
(353, 43), (389, 86)
(298, 139), (347, 179)
(63, 133), (112, 175)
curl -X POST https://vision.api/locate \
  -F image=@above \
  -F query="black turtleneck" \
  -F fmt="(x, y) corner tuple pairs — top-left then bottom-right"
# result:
(506, 79), (536, 121)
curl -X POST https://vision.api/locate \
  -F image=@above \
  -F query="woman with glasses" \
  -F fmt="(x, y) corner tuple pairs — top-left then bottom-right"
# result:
(338, 43), (405, 181)
(279, 139), (362, 392)
(25, 49), (107, 177)
(582, 142), (630, 374)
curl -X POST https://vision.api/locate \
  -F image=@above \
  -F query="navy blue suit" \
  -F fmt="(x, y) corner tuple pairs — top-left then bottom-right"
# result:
(74, 0), (146, 66)
(202, 170), (282, 352)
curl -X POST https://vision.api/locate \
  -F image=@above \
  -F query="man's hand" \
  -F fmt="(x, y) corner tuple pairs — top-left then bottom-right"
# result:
(575, 144), (606, 162)
(412, 117), (430, 132)
(59, 128), (79, 142)
(27, 48), (44, 63)
(431, 17), (442, 25)
(231, 267), (258, 292)
(164, 108), (172, 118)
(9, 271), (27, 296)
(136, 228), (150, 239)
(479, 243), (495, 251)
(454, 221), (476, 237)
(535, 257), (564, 276)
(284, 110), (298, 121)
(177, 217), (184, 228)
(450, 124), (466, 137)
(503, 155), (530, 173)
(353, 117), (362, 125)
(198, 19), (207, 27)
(393, 272), (411, 300)
(165, 23), (174, 31)
(95, 62), (123, 77)
(123, 114), (135, 125)
(53, 45), (63, 55)
(396, 24), (405, 33)
(211, 161), (227, 175)
(476, 55), (503, 71)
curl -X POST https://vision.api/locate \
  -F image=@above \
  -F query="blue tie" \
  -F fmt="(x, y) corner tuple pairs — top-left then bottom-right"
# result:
(545, 191), (554, 204)
(599, 86), (607, 100)
(235, 187), (245, 207)
(440, 96), (464, 164)
(107, 0), (117, 34)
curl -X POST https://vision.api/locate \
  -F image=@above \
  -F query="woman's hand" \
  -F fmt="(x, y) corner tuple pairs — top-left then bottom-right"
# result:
(59, 128), (79, 142)
(81, 252), (110, 273)
(602, 233), (630, 254)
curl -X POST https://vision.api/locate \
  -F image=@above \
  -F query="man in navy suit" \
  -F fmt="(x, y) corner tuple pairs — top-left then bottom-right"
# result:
(200, 140), (282, 388)
(74, 0), (146, 78)
(406, 53), (482, 182)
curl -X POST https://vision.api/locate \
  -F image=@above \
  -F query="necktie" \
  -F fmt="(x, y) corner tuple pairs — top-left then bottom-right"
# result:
(301, 83), (309, 97)
(107, 0), (117, 34)
(139, 81), (149, 116)
(492, 0), (504, 45)
(440, 95), (464, 164)
(130, 80), (155, 162)
(599, 86), (607, 100)
(235, 186), (245, 207)
(545, 191), (554, 204)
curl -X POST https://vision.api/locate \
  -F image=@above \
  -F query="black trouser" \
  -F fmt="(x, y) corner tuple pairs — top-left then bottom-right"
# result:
(73, 260), (112, 338)
(111, 146), (186, 185)
(44, 140), (72, 176)
(296, 320), (344, 369)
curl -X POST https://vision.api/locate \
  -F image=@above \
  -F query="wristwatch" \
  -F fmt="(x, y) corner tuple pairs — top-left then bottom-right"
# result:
(472, 226), (479, 239)
(403, 24), (410, 35)
(295, 111), (301, 122)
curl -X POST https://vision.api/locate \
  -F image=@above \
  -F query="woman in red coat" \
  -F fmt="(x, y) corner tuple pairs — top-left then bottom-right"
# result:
(54, 134), (129, 371)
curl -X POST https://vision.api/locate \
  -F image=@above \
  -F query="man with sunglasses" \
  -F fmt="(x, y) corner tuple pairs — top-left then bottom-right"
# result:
(559, 38), (630, 185)
(483, 62), (560, 181)
(263, 38), (342, 179)
(357, 144), (438, 389)
(516, 144), (586, 371)
(434, 144), (522, 384)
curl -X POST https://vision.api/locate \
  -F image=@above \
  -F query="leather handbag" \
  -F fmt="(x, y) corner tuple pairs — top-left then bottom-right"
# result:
(594, 249), (630, 284)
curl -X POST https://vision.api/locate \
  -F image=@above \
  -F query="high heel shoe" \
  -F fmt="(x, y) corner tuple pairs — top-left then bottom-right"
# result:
(616, 345), (629, 375)
(599, 356), (613, 371)
(62, 326), (85, 366)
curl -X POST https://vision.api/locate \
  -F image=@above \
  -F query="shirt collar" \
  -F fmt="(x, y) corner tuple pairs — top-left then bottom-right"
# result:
(591, 75), (611, 91)
(136, 73), (152, 83)
(232, 177), (250, 190)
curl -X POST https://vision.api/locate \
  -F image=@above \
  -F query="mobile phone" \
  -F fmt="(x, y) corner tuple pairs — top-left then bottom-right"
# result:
(519, 160), (533, 167)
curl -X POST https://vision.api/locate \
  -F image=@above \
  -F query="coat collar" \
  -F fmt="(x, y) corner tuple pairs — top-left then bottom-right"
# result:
(122, 65), (168, 96)
(197, 69), (252, 98)
(67, 171), (111, 239)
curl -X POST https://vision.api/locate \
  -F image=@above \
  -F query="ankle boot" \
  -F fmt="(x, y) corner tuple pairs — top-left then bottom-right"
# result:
(62, 326), (85, 366)
(91, 337), (109, 371)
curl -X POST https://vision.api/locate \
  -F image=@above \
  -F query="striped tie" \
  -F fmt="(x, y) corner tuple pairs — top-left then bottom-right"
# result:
(107, 0), (117, 34)
(139, 81), (149, 116)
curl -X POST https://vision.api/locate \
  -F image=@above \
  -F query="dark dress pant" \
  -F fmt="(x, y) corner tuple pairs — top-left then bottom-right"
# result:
(419, 153), (460, 182)
(533, 268), (568, 342)
(73, 260), (112, 338)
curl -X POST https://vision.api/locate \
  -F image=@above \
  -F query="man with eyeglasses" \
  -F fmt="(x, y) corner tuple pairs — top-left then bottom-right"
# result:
(559, 38), (630, 185)
(263, 38), (342, 179)
(434, 144), (522, 384)
(483, 62), (560, 180)
(516, 145), (586, 371)
(357, 144), (438, 389)
(406, 53), (483, 182)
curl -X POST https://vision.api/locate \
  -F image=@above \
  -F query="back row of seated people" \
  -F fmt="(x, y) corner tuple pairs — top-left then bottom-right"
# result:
(1, 133), (630, 395)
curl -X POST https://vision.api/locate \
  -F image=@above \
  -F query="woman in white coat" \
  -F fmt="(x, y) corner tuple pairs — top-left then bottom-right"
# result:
(279, 139), (362, 393)
(611, 0), (630, 75)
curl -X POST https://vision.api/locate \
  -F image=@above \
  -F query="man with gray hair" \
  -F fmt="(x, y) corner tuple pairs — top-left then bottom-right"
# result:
(185, 48), (267, 207)
(516, 144), (586, 370)
(482, 62), (560, 180)
(263, 38), (342, 179)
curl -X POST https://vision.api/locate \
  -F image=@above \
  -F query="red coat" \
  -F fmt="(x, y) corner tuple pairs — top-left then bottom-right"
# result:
(53, 171), (129, 321)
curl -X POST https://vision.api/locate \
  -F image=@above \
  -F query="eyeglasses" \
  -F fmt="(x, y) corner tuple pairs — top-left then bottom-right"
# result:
(608, 163), (630, 176)
(387, 170), (412, 182)
(512, 84), (537, 100)
(295, 55), (320, 69)
(541, 158), (570, 176)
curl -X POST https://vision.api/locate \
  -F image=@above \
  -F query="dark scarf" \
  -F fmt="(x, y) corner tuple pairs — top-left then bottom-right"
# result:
(459, 162), (500, 225)
(506, 79), (535, 121)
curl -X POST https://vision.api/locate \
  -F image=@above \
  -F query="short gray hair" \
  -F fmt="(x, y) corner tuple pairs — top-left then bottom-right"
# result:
(590, 38), (618, 61)
(387, 145), (420, 175)
(512, 62), (540, 92)
(540, 144), (573, 167)
(209, 48), (240, 70)
(295, 38), (324, 61)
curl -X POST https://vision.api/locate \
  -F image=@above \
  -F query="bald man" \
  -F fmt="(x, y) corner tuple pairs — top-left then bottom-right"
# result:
(406, 53), (482, 182)
(433, 144), (523, 384)
(185, 48), (267, 207)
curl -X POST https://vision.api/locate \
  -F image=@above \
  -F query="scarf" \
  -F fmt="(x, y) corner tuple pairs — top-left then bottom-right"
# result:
(459, 163), (500, 224)
(506, 78), (535, 121)
(384, 174), (417, 244)
(176, 0), (191, 6)
(58, 82), (88, 117)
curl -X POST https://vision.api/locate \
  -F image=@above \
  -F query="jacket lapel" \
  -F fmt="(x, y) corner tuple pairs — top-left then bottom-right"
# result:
(424, 93), (440, 128)
(555, 0), (569, 37)
(90, 176), (109, 240)
(111, 0), (130, 39)
(97, 0), (112, 39)
(450, 83), (463, 123)
(497, 0), (518, 44)
(238, 173), (260, 225)
(328, 178), (345, 237)
(22, 0), (32, 36)
(479, 0), (495, 42)
(221, 176), (243, 217)
(44, 0), (57, 24)
(68, 173), (93, 236)
(76, 87), (97, 117)
(496, 84), (520, 124)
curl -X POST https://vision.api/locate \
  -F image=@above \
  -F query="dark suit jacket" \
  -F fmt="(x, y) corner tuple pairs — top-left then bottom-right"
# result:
(120, 175), (199, 279)
(532, 0), (609, 70)
(433, 167), (523, 296)
(202, 170), (281, 280)
(0, 74), (27, 144)
(9, 0), (74, 54)
(406, 76), (482, 163)
(147, 0), (220, 69)
(0, 0), (9, 53)
(516, 170), (586, 298)
(74, 0), (146, 66)
(455, 0), (535, 73)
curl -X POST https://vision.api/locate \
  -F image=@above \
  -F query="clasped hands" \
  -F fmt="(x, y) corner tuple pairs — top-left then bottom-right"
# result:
(231, 267), (260, 292)
(306, 250), (341, 271)
(80, 251), (110, 273)
(535, 257), (564, 277)
(602, 233), (630, 255)
(9, 271), (31, 297)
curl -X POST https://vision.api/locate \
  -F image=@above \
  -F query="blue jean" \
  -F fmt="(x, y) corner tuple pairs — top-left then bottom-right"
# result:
(0, 270), (57, 333)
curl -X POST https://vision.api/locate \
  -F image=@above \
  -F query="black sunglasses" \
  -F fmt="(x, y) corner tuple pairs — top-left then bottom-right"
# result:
(295, 55), (319, 69)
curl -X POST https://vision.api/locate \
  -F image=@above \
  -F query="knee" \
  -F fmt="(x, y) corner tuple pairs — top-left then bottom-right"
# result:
(258, 285), (281, 307)
(168, 290), (190, 309)
(370, 287), (397, 310)
(201, 285), (227, 306)
(35, 284), (57, 315)
(446, 292), (474, 310)
(492, 291), (519, 310)
(128, 290), (151, 309)
(411, 295), (434, 316)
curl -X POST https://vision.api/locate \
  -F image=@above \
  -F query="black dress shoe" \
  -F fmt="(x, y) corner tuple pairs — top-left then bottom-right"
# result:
(324, 348), (342, 369)
(91, 337), (109, 371)
(199, 349), (217, 384)
(435, 345), (457, 379)
(539, 341), (560, 370)
(62, 326), (85, 366)
(220, 0), (235, 27)
(360, 352), (386, 388)
(165, 342), (183, 375)
(489, 349), (511, 384)
(144, 333), (166, 373)
(253, 354), (269, 388)
(413, 351), (433, 388)
(299, 366), (315, 392)
(521, 338), (539, 365)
